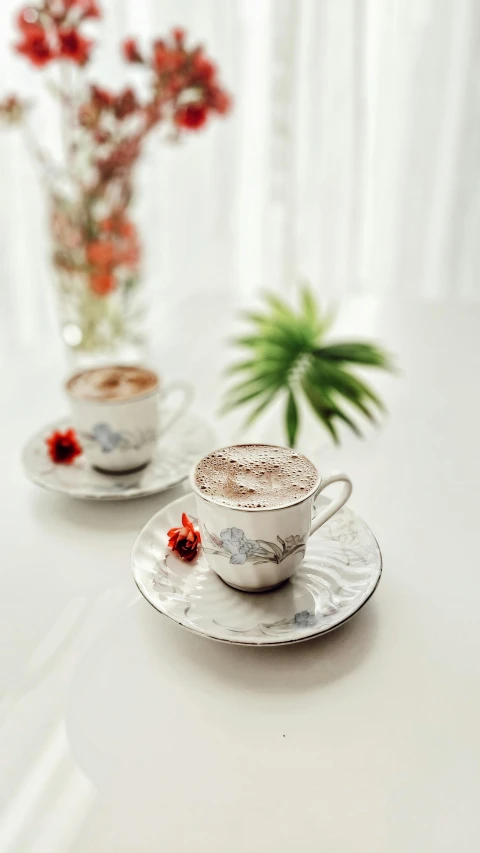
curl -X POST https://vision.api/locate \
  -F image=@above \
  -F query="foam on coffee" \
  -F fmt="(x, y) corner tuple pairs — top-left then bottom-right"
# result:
(67, 366), (158, 402)
(194, 444), (318, 509)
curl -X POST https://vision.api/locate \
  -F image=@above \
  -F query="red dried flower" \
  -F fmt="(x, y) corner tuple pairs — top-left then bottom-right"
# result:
(122, 37), (142, 63)
(114, 87), (138, 119)
(98, 217), (139, 266)
(62, 0), (102, 19)
(77, 0), (102, 19)
(16, 26), (54, 68)
(167, 513), (201, 562)
(89, 271), (116, 295)
(99, 215), (134, 237)
(152, 40), (183, 73)
(172, 28), (185, 45)
(192, 52), (216, 84)
(86, 239), (116, 267)
(209, 86), (231, 115)
(17, 9), (41, 36)
(151, 39), (167, 71)
(174, 103), (208, 130)
(86, 215), (140, 279)
(117, 239), (140, 268)
(59, 29), (92, 65)
(46, 428), (83, 465)
(91, 84), (114, 108)
(163, 74), (183, 97)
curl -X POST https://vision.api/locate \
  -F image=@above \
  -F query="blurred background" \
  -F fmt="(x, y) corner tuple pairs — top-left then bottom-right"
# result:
(2, 0), (480, 370)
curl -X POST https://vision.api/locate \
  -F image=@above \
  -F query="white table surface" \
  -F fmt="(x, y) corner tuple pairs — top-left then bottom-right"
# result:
(1, 297), (480, 852)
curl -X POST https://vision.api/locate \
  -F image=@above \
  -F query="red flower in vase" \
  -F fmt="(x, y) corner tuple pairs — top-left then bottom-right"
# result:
(117, 241), (140, 268)
(152, 40), (183, 74)
(91, 84), (115, 108)
(208, 87), (231, 115)
(123, 37), (142, 63)
(191, 52), (217, 84)
(54, 0), (102, 19)
(15, 3), (99, 67)
(87, 240), (116, 268)
(100, 215), (133, 237)
(59, 30), (92, 65)
(97, 216), (140, 268)
(167, 514), (201, 562)
(75, 0), (102, 19)
(86, 212), (140, 296)
(16, 25), (54, 68)
(16, 9), (39, 35)
(171, 28), (185, 45)
(114, 87), (138, 120)
(174, 103), (208, 131)
(89, 271), (116, 295)
(46, 428), (83, 465)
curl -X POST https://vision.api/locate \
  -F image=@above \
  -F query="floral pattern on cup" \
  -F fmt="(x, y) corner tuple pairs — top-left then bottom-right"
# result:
(82, 422), (156, 454)
(202, 525), (307, 566)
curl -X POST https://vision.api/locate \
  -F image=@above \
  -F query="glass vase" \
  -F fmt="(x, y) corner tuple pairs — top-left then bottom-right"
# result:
(50, 190), (146, 369)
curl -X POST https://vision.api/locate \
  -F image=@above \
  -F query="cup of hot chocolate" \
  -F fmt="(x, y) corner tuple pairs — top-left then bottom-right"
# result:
(66, 365), (191, 474)
(192, 444), (353, 592)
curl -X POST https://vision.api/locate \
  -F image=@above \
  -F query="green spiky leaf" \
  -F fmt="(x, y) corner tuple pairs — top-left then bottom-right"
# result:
(222, 286), (394, 446)
(314, 342), (392, 369)
(244, 387), (281, 427)
(285, 389), (299, 447)
(301, 376), (341, 444)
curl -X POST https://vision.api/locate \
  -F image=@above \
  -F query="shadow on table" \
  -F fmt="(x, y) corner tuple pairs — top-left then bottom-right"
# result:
(139, 595), (379, 694)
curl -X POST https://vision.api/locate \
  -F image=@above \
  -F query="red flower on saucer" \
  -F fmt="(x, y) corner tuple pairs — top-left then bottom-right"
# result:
(167, 513), (201, 562)
(45, 428), (83, 465)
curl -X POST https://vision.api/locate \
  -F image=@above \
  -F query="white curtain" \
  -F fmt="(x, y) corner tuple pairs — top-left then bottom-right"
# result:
(1, 0), (479, 359)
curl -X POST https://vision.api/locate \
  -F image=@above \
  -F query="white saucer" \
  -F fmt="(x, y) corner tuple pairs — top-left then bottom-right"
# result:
(22, 414), (215, 501)
(132, 492), (382, 646)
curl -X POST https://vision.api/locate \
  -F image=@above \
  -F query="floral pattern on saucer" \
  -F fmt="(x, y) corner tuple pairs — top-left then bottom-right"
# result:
(132, 492), (383, 645)
(213, 608), (318, 637)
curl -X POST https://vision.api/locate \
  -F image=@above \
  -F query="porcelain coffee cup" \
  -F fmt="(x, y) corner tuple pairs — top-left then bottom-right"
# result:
(192, 446), (353, 592)
(67, 367), (191, 473)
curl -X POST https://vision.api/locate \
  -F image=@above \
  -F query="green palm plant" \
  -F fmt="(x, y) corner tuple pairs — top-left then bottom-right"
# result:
(222, 288), (393, 447)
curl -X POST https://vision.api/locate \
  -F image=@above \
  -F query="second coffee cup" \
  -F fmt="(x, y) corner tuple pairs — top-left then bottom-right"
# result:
(67, 365), (190, 473)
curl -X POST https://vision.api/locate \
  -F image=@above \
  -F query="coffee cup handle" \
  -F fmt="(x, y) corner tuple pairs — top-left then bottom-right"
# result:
(310, 473), (353, 536)
(157, 381), (194, 437)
